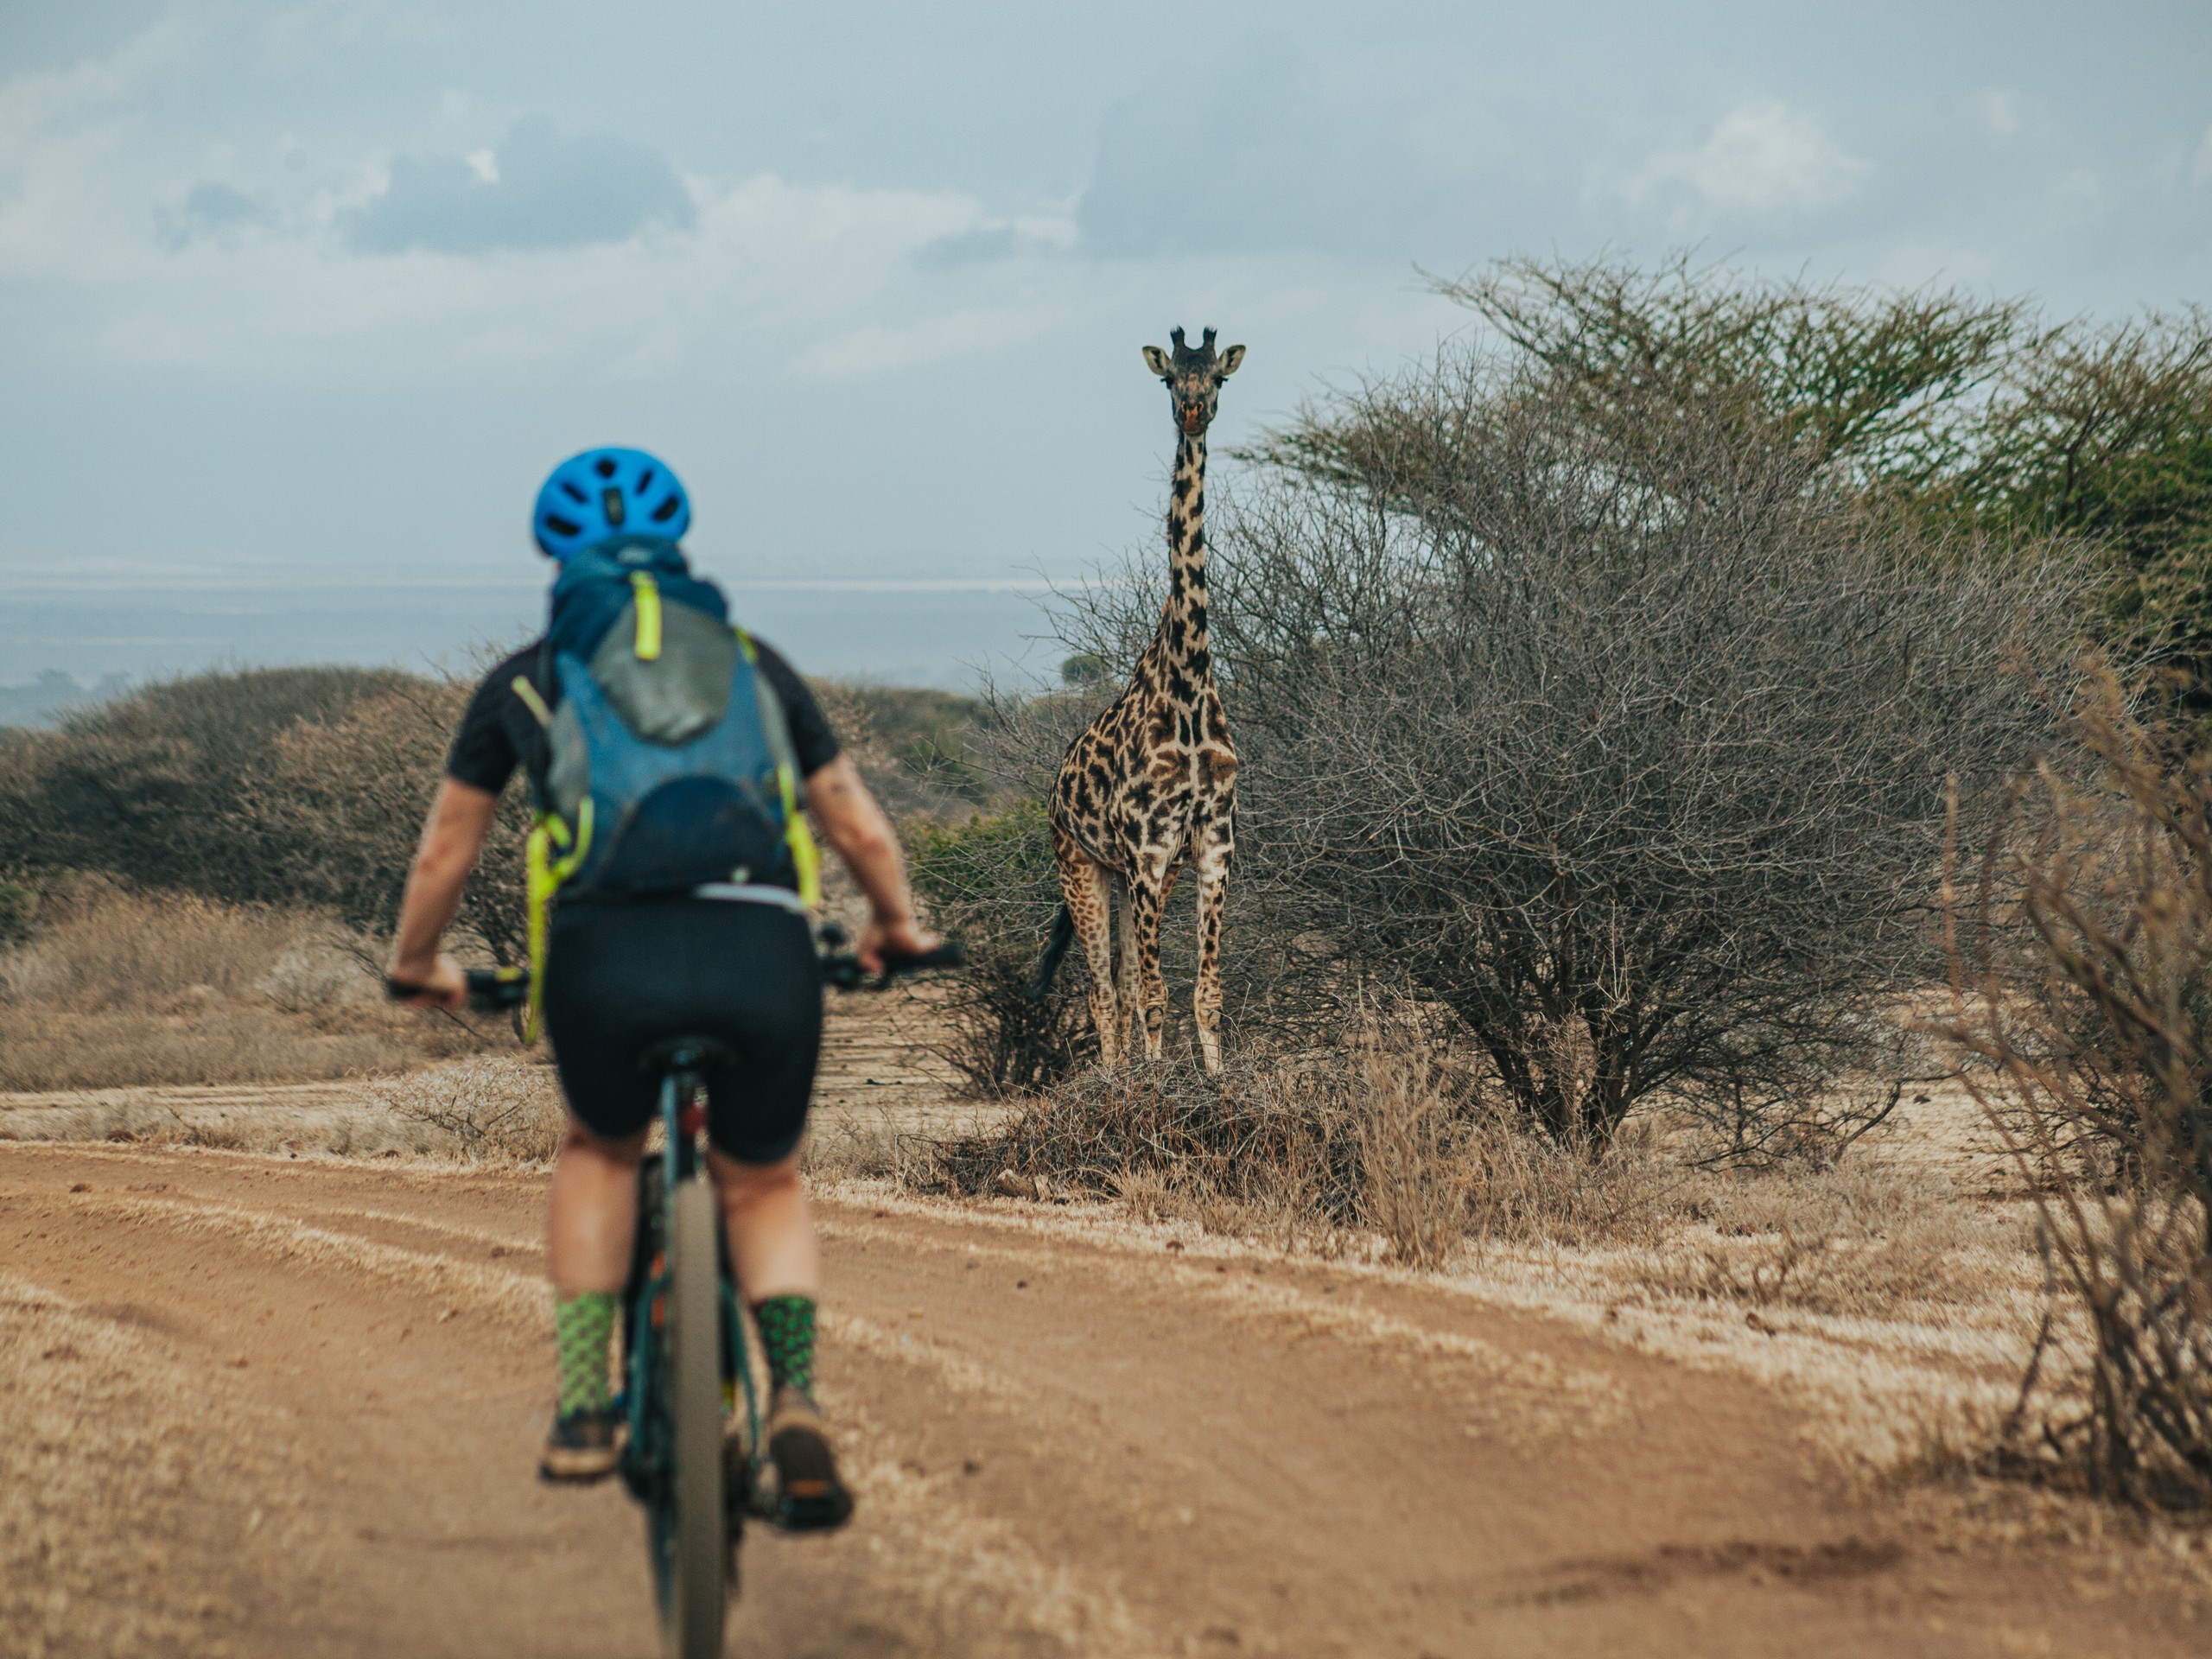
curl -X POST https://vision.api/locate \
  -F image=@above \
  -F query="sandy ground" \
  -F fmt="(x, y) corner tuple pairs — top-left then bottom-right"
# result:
(3, 1135), (2206, 1659)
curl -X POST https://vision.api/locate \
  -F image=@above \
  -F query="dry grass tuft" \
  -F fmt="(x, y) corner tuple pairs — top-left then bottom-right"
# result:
(1647, 1162), (2011, 1317)
(362, 1058), (568, 1166)
(929, 1015), (1681, 1265)
(0, 880), (493, 1090)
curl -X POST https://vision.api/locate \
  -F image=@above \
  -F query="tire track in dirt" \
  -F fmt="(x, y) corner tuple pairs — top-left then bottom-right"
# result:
(3, 1142), (2202, 1657)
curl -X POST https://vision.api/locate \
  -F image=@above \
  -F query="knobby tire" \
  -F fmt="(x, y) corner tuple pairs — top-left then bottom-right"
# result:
(665, 1175), (728, 1659)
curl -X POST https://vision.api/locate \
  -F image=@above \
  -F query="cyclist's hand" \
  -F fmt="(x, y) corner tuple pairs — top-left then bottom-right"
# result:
(390, 951), (467, 1011)
(857, 915), (938, 976)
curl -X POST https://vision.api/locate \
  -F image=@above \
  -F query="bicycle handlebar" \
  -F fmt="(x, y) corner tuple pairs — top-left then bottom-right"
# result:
(818, 939), (966, 991)
(385, 931), (964, 1013)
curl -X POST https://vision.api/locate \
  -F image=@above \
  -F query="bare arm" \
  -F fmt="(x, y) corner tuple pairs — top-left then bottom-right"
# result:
(804, 753), (936, 972)
(386, 778), (499, 1008)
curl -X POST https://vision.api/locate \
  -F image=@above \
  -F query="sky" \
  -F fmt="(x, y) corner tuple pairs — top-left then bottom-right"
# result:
(1, 1), (2208, 690)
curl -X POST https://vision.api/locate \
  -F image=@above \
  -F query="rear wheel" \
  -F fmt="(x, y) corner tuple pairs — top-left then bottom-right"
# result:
(664, 1174), (728, 1659)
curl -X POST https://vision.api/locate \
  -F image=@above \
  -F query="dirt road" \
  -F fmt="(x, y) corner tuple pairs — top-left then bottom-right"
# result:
(2, 1142), (2197, 1657)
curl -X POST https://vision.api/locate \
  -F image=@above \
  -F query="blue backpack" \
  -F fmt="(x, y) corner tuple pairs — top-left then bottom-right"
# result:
(507, 538), (821, 1029)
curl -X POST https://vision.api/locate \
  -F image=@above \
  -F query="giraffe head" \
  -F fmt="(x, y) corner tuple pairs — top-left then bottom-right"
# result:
(1141, 327), (1246, 438)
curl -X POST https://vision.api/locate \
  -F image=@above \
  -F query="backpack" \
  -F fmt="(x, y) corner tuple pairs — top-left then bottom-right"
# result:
(506, 537), (821, 1033)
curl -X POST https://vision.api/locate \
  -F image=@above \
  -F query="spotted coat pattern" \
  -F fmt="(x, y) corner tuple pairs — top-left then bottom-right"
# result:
(1049, 327), (1244, 1072)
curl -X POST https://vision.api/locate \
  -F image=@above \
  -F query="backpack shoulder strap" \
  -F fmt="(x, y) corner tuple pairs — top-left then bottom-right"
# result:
(732, 623), (820, 907)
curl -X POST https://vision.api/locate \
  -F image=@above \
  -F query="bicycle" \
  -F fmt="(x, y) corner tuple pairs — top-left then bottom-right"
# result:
(411, 925), (963, 1659)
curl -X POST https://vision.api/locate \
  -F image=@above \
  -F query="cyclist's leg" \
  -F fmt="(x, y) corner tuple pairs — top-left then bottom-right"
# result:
(705, 1147), (819, 1306)
(708, 1145), (849, 1529)
(679, 904), (853, 1529)
(549, 1118), (647, 1293)
(537, 1120), (646, 1478)
(538, 903), (667, 1479)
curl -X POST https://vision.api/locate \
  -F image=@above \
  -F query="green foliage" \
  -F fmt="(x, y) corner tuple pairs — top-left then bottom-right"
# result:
(1945, 311), (2212, 659)
(1249, 253), (2027, 500)
(821, 681), (992, 805)
(0, 880), (34, 944)
(1252, 253), (2212, 669)
(908, 798), (1060, 907)
(908, 804), (1093, 1095)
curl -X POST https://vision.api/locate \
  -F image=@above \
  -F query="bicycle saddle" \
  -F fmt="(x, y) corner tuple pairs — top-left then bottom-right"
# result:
(636, 1035), (735, 1077)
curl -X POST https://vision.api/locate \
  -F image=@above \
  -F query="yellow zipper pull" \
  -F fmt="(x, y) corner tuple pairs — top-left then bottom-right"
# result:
(630, 572), (663, 661)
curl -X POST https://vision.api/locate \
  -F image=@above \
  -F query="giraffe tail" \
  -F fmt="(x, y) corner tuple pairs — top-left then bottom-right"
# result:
(1030, 904), (1077, 1000)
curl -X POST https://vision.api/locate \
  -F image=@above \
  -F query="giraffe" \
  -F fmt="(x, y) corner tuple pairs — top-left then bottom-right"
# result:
(1034, 326), (1245, 1074)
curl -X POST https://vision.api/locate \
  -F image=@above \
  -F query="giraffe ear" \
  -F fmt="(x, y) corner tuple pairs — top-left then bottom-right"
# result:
(1141, 345), (1173, 378)
(1217, 344), (1246, 377)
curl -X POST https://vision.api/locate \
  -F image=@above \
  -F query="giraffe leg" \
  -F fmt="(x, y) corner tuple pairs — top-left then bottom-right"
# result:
(1112, 872), (1141, 1059)
(1128, 861), (1179, 1063)
(1192, 823), (1233, 1075)
(1052, 831), (1122, 1068)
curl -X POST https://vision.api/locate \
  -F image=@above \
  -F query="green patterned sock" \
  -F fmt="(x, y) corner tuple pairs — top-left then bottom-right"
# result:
(754, 1294), (817, 1396)
(552, 1290), (619, 1416)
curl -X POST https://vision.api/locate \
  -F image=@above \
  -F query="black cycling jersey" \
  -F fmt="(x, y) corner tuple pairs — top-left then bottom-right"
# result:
(444, 634), (842, 804)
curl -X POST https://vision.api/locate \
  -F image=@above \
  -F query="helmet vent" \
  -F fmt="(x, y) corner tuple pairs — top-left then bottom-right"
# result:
(543, 512), (582, 538)
(594, 457), (618, 479)
(602, 487), (626, 526)
(637, 468), (655, 492)
(650, 494), (682, 524)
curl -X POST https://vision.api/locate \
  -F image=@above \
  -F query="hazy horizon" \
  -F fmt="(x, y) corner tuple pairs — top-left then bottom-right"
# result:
(3, 2), (2207, 693)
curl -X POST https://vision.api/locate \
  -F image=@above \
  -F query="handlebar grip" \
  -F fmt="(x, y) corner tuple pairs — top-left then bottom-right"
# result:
(466, 967), (531, 1011)
(382, 969), (530, 1012)
(820, 939), (965, 991)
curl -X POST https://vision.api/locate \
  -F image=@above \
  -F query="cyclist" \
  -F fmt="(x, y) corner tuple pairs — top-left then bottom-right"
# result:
(386, 448), (934, 1529)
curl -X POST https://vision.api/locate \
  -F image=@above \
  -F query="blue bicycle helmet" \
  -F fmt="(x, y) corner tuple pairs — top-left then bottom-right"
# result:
(531, 447), (691, 558)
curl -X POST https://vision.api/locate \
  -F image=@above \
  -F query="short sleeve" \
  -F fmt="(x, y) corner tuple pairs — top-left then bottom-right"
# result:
(749, 640), (842, 778)
(444, 655), (527, 794)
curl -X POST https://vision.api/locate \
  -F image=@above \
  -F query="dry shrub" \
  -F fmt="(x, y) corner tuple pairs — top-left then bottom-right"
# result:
(1353, 1032), (1471, 1268)
(0, 1009), (480, 1094)
(1648, 1163), (1993, 1317)
(0, 664), (416, 905)
(364, 1058), (567, 1166)
(0, 879), (489, 1091)
(1940, 666), (2212, 1510)
(1459, 1114), (1681, 1250)
(930, 1014), (1678, 1265)
(937, 1052), (1360, 1247)
(0, 880), (344, 1011)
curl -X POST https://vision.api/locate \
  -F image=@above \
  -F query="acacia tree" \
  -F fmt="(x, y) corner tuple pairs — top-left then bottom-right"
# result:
(1250, 254), (2030, 504)
(1947, 311), (2212, 664)
(1211, 353), (2083, 1145)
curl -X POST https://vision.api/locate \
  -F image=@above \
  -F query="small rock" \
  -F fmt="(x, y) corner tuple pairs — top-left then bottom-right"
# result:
(105, 1129), (139, 1144)
(68, 1183), (91, 1194)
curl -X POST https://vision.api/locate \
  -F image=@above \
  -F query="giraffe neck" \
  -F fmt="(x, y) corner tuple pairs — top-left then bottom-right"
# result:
(1154, 426), (1211, 686)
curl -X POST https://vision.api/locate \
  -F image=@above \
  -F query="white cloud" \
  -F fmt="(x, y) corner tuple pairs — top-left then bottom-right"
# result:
(1978, 89), (2022, 137)
(0, 18), (1022, 385)
(1629, 100), (1870, 218)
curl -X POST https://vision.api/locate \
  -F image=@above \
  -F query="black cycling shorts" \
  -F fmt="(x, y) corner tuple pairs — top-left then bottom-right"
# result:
(540, 896), (822, 1164)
